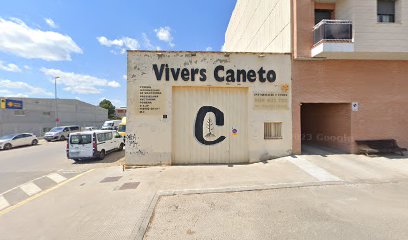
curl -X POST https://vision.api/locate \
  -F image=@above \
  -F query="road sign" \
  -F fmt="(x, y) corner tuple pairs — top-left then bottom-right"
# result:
(0, 99), (5, 109)
(5, 99), (23, 110)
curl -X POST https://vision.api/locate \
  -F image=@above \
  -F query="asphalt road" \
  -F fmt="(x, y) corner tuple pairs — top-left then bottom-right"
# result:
(0, 140), (124, 193)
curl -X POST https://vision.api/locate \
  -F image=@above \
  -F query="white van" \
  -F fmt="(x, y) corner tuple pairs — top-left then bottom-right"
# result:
(101, 120), (121, 130)
(67, 130), (124, 161)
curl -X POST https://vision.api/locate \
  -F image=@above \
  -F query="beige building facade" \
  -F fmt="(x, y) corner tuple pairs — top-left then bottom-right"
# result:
(225, 0), (408, 154)
(126, 51), (292, 165)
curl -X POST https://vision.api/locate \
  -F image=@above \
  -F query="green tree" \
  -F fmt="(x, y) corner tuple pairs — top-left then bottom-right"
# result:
(99, 99), (116, 119)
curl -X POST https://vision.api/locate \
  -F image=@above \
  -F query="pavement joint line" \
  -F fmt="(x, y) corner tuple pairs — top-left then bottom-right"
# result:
(0, 169), (95, 217)
(47, 173), (67, 183)
(288, 155), (343, 182)
(0, 196), (10, 211)
(19, 182), (42, 196)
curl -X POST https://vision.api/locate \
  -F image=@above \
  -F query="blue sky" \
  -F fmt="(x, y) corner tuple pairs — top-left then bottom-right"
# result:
(0, 0), (236, 107)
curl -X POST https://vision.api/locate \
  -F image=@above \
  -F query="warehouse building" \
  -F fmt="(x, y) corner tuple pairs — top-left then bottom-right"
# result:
(225, 0), (408, 154)
(0, 97), (107, 137)
(126, 51), (292, 165)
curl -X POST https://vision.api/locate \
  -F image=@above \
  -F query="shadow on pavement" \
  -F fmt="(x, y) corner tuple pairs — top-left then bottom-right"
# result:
(73, 150), (125, 166)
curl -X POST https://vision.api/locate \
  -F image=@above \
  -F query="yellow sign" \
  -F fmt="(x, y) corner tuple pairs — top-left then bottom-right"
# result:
(0, 99), (5, 109)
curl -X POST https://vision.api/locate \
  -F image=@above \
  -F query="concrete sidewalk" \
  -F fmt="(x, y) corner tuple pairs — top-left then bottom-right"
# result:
(0, 153), (407, 240)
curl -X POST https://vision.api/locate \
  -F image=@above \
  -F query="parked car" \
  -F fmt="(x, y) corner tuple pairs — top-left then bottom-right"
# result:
(83, 126), (98, 131)
(0, 133), (38, 150)
(101, 120), (121, 130)
(44, 125), (80, 141)
(67, 130), (124, 161)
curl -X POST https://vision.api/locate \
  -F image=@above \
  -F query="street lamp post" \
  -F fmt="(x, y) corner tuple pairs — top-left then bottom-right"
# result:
(54, 76), (60, 127)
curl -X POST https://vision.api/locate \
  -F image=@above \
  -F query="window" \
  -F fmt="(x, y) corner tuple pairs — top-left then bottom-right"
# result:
(378, 0), (396, 23)
(69, 126), (80, 131)
(13, 134), (24, 140)
(97, 133), (105, 142)
(70, 134), (92, 144)
(315, 10), (333, 25)
(105, 132), (113, 140)
(43, 111), (51, 116)
(264, 122), (282, 139)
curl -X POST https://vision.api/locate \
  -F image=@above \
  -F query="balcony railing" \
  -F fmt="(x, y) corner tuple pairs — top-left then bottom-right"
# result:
(313, 20), (353, 45)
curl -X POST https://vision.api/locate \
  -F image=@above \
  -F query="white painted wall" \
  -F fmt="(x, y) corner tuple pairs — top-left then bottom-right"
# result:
(336, 0), (354, 20)
(224, 0), (292, 53)
(127, 51), (292, 165)
(336, 0), (408, 54)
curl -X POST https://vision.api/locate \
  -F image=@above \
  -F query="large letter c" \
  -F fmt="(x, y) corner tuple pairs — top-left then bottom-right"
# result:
(194, 106), (226, 145)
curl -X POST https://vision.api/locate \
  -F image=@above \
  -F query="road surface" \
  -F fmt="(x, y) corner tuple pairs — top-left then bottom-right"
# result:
(0, 140), (124, 193)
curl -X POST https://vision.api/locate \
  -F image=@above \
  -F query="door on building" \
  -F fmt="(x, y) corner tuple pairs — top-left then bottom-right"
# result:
(172, 87), (248, 164)
(301, 103), (352, 154)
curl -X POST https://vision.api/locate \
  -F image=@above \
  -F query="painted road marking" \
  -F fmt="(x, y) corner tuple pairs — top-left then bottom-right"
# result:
(20, 182), (42, 196)
(0, 169), (95, 216)
(47, 173), (67, 183)
(289, 156), (342, 182)
(0, 196), (10, 210)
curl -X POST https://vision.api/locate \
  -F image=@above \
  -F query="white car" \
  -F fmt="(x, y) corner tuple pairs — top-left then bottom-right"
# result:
(101, 120), (121, 130)
(44, 125), (80, 142)
(83, 126), (98, 131)
(67, 130), (124, 162)
(0, 133), (38, 150)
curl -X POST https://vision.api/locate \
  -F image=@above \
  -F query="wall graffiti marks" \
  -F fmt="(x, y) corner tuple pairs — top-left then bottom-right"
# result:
(127, 133), (147, 155)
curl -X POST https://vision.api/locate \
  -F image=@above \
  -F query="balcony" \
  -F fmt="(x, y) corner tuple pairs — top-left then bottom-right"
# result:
(312, 20), (354, 58)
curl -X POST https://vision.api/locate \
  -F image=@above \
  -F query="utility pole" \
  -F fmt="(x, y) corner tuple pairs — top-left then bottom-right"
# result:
(54, 76), (60, 127)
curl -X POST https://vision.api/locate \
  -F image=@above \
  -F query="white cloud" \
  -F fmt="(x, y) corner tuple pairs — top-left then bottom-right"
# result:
(44, 18), (58, 28)
(24, 65), (31, 70)
(206, 47), (213, 51)
(0, 79), (52, 97)
(142, 33), (162, 50)
(122, 74), (127, 80)
(221, 43), (226, 52)
(154, 26), (175, 47)
(97, 36), (140, 54)
(0, 61), (22, 72)
(111, 99), (121, 106)
(0, 18), (82, 61)
(41, 68), (120, 94)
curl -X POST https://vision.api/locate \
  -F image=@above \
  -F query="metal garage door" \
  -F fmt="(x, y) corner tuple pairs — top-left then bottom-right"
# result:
(172, 87), (248, 164)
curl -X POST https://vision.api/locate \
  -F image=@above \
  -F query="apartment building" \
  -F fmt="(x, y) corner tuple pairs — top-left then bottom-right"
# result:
(225, 0), (408, 154)
(115, 107), (127, 118)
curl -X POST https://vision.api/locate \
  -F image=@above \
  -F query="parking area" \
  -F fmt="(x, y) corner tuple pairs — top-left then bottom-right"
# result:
(146, 181), (408, 240)
(0, 151), (407, 240)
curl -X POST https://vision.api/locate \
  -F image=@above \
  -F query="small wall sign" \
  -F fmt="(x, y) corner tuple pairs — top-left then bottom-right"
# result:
(352, 102), (359, 112)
